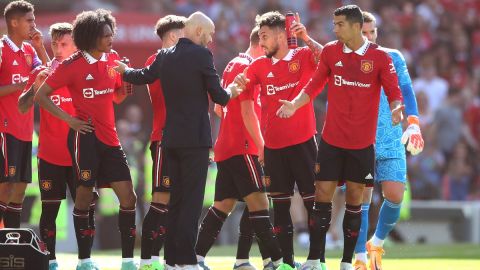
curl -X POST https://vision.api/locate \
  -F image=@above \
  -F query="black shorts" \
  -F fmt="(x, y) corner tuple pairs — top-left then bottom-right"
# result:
(150, 141), (170, 193)
(38, 158), (76, 201)
(0, 133), (32, 183)
(316, 138), (375, 185)
(214, 154), (265, 201)
(67, 130), (131, 188)
(264, 137), (317, 195)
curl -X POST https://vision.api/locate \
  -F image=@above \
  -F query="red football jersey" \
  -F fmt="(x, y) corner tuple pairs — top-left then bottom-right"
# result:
(0, 36), (40, 141)
(145, 53), (166, 142)
(45, 51), (123, 146)
(244, 47), (317, 149)
(214, 53), (261, 162)
(32, 59), (75, 166)
(304, 40), (403, 149)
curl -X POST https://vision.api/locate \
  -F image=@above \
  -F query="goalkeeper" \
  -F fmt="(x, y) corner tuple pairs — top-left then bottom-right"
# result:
(353, 11), (425, 270)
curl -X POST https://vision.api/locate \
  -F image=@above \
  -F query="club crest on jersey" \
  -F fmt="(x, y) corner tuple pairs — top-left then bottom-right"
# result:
(107, 66), (116, 79)
(162, 176), (171, 188)
(50, 95), (60, 105)
(262, 176), (271, 187)
(288, 60), (300, 73)
(8, 166), (16, 176)
(80, 170), (91, 181)
(25, 54), (32, 66)
(361, 60), (373, 73)
(41, 180), (52, 191)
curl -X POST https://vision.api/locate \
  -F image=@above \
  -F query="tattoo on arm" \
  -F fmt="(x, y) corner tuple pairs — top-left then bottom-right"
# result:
(305, 38), (323, 63)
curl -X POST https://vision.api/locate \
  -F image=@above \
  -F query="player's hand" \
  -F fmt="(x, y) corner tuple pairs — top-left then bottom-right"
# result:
(113, 60), (128, 74)
(276, 99), (296, 118)
(391, 104), (404, 125)
(33, 69), (51, 91)
(234, 73), (250, 90)
(214, 104), (223, 118)
(227, 83), (243, 98)
(291, 13), (308, 41)
(401, 116), (424, 155)
(29, 28), (44, 48)
(67, 116), (94, 134)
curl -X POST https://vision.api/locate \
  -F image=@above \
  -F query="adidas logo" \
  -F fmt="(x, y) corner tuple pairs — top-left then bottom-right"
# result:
(12, 60), (18, 66)
(85, 74), (94, 80)
(335, 61), (343, 67)
(365, 173), (373, 180)
(267, 72), (274, 78)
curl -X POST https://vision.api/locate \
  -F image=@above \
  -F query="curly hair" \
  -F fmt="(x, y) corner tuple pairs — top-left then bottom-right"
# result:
(255, 11), (285, 30)
(4, 0), (34, 22)
(73, 9), (116, 51)
(155, 15), (186, 40)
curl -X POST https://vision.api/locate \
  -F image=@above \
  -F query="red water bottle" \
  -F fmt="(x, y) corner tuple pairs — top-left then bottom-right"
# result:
(120, 57), (133, 95)
(285, 12), (298, 49)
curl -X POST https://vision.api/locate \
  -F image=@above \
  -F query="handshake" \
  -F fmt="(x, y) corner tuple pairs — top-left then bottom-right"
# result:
(227, 73), (250, 99)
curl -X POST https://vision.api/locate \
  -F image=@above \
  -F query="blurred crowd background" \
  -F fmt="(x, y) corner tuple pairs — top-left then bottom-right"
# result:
(0, 0), (479, 248)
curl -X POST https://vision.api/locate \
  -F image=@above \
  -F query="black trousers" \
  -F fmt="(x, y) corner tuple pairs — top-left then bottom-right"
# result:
(164, 147), (210, 265)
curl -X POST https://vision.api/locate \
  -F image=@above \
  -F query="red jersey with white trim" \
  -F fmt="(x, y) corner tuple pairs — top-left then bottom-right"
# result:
(244, 47), (317, 149)
(145, 52), (166, 142)
(45, 50), (123, 146)
(214, 53), (261, 162)
(304, 40), (403, 149)
(0, 36), (40, 141)
(32, 59), (75, 166)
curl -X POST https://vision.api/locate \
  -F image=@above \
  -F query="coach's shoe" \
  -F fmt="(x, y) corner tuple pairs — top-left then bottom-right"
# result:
(299, 260), (322, 270)
(263, 261), (275, 270)
(76, 262), (100, 270)
(275, 263), (295, 270)
(339, 262), (353, 270)
(121, 261), (139, 270)
(233, 262), (257, 270)
(353, 260), (367, 270)
(49, 262), (59, 270)
(198, 261), (211, 270)
(151, 261), (164, 270)
(366, 240), (384, 270)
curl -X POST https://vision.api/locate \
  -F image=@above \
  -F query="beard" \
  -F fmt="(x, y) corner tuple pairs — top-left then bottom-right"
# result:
(264, 44), (279, 58)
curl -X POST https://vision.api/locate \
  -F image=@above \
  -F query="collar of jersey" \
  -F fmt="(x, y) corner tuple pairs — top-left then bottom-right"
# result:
(342, 37), (370, 56)
(81, 51), (107, 64)
(2, 35), (24, 53)
(272, 49), (294, 65)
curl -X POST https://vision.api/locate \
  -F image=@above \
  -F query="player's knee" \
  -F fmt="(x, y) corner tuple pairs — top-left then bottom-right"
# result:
(122, 191), (137, 209)
(152, 192), (170, 204)
(0, 183), (14, 201)
(212, 199), (235, 214)
(383, 189), (403, 204)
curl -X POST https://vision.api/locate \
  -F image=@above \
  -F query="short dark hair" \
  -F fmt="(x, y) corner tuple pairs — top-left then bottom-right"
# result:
(334, 5), (363, 27)
(49, 22), (73, 40)
(362, 11), (376, 24)
(73, 9), (116, 51)
(249, 26), (259, 46)
(155, 15), (186, 40)
(255, 11), (285, 30)
(4, 0), (34, 22)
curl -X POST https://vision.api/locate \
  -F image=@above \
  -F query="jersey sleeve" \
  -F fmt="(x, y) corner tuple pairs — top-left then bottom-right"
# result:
(45, 62), (70, 90)
(389, 50), (419, 117)
(239, 63), (258, 102)
(303, 46), (330, 98)
(379, 52), (403, 104)
(23, 65), (45, 92)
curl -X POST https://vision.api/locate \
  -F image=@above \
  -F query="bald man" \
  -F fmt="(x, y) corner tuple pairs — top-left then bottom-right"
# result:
(116, 11), (244, 270)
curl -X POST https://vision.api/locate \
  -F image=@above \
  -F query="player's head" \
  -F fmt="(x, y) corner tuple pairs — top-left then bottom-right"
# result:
(248, 26), (263, 58)
(73, 9), (116, 53)
(361, 11), (377, 43)
(155, 15), (186, 48)
(184, 11), (215, 47)
(255, 11), (286, 58)
(3, 0), (35, 40)
(49, 22), (77, 61)
(333, 5), (363, 43)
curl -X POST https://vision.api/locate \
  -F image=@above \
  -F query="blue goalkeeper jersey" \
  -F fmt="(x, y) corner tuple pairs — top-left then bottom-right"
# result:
(376, 48), (419, 159)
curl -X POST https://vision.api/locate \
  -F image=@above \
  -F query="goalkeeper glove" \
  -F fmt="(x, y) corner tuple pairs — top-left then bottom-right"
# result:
(401, 116), (424, 155)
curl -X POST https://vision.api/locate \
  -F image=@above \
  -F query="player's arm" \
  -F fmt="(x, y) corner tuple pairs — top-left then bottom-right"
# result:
(30, 28), (50, 65)
(241, 99), (264, 163)
(380, 52), (404, 126)
(34, 83), (93, 134)
(18, 68), (50, 113)
(0, 82), (28, 97)
(291, 13), (323, 63)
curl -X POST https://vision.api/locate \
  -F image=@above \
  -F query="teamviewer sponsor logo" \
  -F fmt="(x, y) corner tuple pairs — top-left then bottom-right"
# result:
(50, 95), (60, 105)
(266, 81), (299, 95)
(83, 88), (94, 98)
(334, 75), (371, 88)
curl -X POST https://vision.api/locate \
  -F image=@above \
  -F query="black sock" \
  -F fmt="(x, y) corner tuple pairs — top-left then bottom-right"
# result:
(73, 207), (92, 259)
(236, 206), (253, 260)
(119, 206), (136, 259)
(142, 202), (168, 259)
(195, 206), (227, 257)
(4, 202), (22, 228)
(0, 201), (7, 223)
(151, 216), (167, 258)
(40, 202), (61, 260)
(88, 203), (96, 249)
(250, 210), (282, 262)
(271, 194), (294, 267)
(309, 202), (332, 262)
(342, 204), (362, 263)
